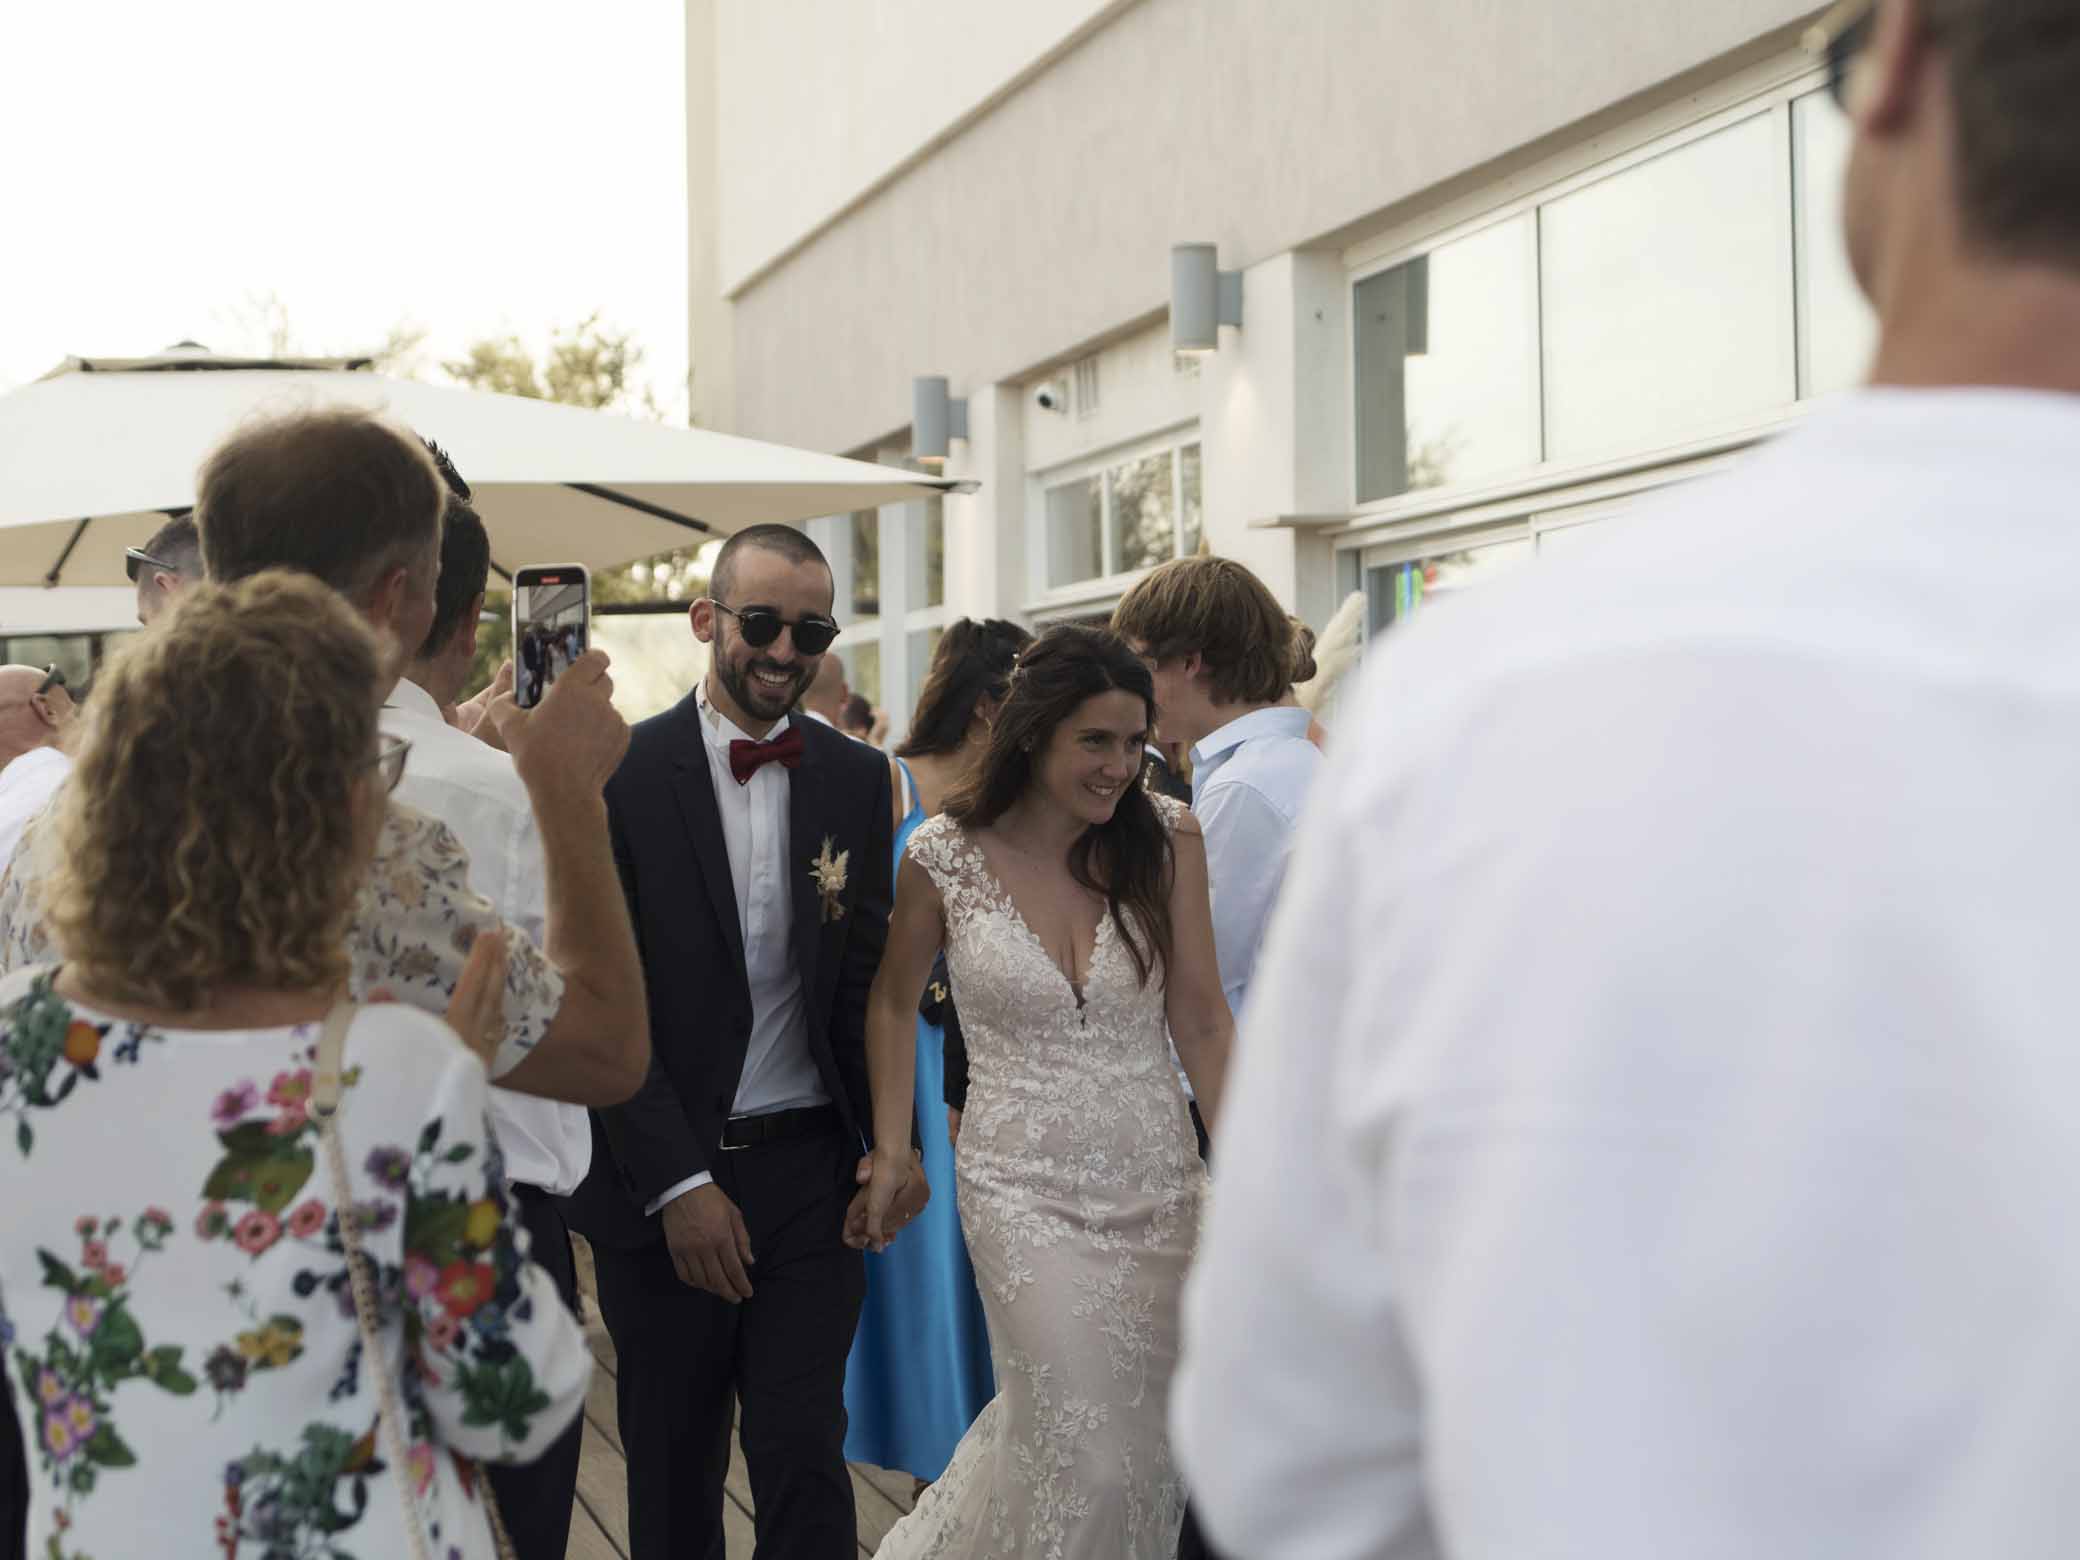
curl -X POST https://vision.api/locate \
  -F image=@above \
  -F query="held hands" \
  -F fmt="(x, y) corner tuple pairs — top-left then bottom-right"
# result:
(662, 1182), (757, 1302)
(847, 1149), (930, 1253)
(490, 649), (630, 800)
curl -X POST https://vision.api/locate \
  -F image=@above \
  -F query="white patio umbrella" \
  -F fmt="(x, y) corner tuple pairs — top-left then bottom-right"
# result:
(0, 347), (967, 587)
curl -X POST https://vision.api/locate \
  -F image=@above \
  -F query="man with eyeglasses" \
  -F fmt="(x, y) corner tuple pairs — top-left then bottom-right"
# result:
(125, 511), (201, 625)
(0, 663), (76, 876)
(564, 523), (929, 1559)
(1175, 1), (2080, 1556)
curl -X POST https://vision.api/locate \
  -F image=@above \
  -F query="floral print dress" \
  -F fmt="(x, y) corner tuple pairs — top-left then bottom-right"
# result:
(0, 966), (591, 1560)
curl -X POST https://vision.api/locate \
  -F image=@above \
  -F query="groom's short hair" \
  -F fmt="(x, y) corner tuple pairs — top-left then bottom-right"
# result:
(1112, 556), (1294, 707)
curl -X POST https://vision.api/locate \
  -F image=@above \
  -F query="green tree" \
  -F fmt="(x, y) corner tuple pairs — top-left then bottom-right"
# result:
(453, 315), (707, 694)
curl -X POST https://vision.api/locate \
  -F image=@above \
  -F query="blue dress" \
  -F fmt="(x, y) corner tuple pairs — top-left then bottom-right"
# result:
(843, 761), (997, 1480)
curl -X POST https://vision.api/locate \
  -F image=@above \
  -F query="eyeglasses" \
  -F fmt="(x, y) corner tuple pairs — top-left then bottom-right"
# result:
(1804, 0), (1879, 110)
(35, 664), (65, 696)
(708, 600), (840, 657)
(369, 734), (412, 793)
(123, 548), (181, 586)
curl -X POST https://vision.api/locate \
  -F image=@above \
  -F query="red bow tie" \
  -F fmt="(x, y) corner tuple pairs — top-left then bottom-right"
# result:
(729, 726), (805, 785)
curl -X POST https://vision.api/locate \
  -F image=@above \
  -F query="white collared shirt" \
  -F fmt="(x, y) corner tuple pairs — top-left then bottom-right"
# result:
(645, 684), (826, 1212)
(1189, 705), (1322, 1024)
(1176, 388), (2080, 1560)
(0, 746), (70, 878)
(382, 678), (592, 1196)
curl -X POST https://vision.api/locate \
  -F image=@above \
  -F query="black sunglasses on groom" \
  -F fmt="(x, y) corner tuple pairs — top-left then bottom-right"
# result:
(708, 599), (841, 657)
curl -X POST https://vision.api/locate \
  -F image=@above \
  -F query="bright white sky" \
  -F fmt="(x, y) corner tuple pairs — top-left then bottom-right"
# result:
(0, 1), (689, 418)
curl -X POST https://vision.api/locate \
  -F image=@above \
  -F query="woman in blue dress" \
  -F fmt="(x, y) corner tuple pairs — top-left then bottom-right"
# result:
(845, 619), (1031, 1485)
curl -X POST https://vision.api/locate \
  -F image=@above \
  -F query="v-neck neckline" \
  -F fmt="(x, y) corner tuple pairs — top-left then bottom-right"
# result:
(963, 827), (1111, 1013)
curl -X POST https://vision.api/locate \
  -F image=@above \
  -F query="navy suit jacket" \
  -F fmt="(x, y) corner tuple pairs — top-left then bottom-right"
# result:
(561, 691), (894, 1248)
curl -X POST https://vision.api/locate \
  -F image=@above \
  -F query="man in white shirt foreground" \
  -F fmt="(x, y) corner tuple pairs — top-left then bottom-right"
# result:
(383, 456), (593, 1560)
(1175, 2), (2080, 1556)
(0, 665), (76, 876)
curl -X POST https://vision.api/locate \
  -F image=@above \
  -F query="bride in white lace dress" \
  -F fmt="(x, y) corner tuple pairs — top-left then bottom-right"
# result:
(861, 625), (1234, 1559)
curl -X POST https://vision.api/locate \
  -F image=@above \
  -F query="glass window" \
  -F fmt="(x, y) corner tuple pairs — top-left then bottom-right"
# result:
(1356, 214), (1542, 502)
(1364, 537), (1534, 637)
(1541, 112), (1795, 460)
(848, 640), (881, 707)
(909, 498), (946, 608)
(1108, 451), (1177, 575)
(1794, 90), (1879, 397)
(1178, 444), (1203, 557)
(1046, 475), (1102, 587)
(850, 510), (880, 617)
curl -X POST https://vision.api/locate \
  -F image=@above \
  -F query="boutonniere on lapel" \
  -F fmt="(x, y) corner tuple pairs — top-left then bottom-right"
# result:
(810, 835), (850, 923)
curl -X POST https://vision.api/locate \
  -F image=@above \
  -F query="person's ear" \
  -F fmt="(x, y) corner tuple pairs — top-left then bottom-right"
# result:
(690, 598), (718, 646)
(1858, 0), (1928, 134)
(367, 565), (412, 635)
(448, 591), (486, 661)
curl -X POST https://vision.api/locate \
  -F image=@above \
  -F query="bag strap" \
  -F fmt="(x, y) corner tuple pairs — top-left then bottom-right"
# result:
(314, 1002), (518, 1560)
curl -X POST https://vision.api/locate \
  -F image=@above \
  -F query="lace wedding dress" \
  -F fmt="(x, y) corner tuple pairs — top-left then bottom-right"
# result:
(875, 799), (1206, 1559)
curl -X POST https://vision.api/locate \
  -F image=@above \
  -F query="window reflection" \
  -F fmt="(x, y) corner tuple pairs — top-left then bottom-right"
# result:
(1356, 215), (1542, 502)
(1364, 537), (1534, 637)
(910, 498), (946, 608)
(1046, 476), (1102, 587)
(849, 640), (881, 706)
(1794, 91), (1879, 397)
(1541, 112), (1794, 460)
(850, 510), (880, 617)
(1108, 451), (1177, 576)
(1179, 444), (1203, 557)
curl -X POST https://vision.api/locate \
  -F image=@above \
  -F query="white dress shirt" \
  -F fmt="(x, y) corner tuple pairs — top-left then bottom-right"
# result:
(382, 678), (592, 1196)
(1189, 705), (1322, 1023)
(646, 685), (826, 1212)
(1176, 388), (2080, 1560)
(0, 746), (70, 878)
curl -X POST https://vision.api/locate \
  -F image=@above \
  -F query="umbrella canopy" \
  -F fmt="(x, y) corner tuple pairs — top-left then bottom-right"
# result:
(0, 348), (967, 587)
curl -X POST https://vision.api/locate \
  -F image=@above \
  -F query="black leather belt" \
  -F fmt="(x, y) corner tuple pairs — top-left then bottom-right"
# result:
(719, 1104), (841, 1151)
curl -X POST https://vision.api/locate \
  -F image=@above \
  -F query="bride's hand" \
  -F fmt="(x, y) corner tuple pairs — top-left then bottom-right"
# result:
(862, 1150), (914, 1252)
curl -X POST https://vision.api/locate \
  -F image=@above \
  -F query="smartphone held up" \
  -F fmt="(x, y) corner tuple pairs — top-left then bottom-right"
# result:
(512, 564), (591, 710)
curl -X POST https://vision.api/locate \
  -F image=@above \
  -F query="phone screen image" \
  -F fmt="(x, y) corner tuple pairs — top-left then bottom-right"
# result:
(513, 567), (590, 709)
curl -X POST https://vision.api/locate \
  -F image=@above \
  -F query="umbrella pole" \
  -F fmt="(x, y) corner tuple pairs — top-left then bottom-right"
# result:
(563, 483), (714, 536)
(43, 517), (92, 587)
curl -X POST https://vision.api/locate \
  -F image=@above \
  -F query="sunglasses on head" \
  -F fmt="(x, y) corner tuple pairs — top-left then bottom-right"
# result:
(710, 600), (840, 657)
(124, 547), (182, 586)
(35, 664), (65, 697)
(1805, 0), (1879, 110)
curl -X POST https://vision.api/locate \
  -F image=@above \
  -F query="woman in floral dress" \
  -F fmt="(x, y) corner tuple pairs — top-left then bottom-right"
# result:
(0, 572), (589, 1559)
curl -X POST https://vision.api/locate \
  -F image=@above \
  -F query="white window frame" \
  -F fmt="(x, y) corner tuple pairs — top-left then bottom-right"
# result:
(1025, 420), (1202, 616)
(1337, 48), (1839, 547)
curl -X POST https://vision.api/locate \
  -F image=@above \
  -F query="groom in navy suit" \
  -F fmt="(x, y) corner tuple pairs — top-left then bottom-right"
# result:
(564, 525), (927, 1559)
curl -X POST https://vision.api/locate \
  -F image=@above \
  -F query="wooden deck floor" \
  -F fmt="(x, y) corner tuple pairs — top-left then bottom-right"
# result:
(563, 1239), (917, 1560)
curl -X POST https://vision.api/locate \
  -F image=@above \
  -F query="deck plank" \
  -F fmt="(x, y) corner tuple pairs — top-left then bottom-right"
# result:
(565, 1498), (625, 1560)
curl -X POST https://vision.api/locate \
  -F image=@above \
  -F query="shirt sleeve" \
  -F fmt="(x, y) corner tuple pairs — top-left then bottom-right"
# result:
(643, 1172), (714, 1213)
(351, 804), (566, 1080)
(1192, 778), (1296, 1017)
(387, 1037), (592, 1464)
(0, 814), (58, 975)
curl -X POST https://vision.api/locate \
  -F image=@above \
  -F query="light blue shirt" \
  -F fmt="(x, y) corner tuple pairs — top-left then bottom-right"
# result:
(1190, 706), (1323, 1024)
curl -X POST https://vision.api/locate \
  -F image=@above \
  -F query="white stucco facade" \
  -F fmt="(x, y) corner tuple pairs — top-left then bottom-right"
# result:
(686, 0), (1863, 736)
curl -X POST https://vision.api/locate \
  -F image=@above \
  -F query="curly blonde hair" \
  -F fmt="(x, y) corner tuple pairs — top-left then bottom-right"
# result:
(50, 571), (387, 1011)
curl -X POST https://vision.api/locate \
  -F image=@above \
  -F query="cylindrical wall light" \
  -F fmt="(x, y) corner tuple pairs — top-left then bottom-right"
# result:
(1170, 243), (1245, 354)
(912, 376), (970, 467)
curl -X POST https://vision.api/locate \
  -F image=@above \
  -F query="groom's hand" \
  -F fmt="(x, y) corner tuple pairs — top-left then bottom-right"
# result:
(661, 1183), (756, 1302)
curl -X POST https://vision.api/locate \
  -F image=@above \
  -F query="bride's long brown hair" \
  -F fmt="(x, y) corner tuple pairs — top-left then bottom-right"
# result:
(943, 625), (1173, 986)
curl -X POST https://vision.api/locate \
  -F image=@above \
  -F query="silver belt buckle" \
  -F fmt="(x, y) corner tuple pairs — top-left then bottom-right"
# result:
(719, 1113), (751, 1152)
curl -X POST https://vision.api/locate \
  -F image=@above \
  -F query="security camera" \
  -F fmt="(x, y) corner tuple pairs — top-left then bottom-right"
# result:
(1036, 380), (1068, 414)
